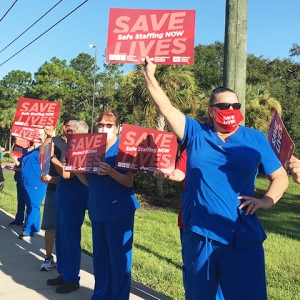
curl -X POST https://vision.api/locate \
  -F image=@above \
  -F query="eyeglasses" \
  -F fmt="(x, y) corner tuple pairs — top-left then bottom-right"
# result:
(97, 123), (115, 129)
(66, 129), (73, 133)
(210, 103), (241, 110)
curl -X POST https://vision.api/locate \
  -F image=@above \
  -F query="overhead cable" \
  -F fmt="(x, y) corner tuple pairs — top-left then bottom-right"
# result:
(0, 0), (18, 22)
(0, 0), (88, 67)
(0, 0), (63, 54)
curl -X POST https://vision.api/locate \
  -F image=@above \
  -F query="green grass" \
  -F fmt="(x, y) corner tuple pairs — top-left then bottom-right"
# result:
(1, 170), (300, 299)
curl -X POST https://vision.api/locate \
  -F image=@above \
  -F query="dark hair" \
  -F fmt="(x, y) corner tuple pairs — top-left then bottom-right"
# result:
(98, 109), (119, 126)
(63, 116), (79, 125)
(209, 86), (239, 106)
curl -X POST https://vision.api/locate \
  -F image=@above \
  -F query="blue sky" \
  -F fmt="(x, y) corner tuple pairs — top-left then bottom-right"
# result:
(0, 0), (299, 79)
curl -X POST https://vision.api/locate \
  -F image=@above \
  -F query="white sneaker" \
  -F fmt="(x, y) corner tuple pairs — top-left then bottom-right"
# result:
(40, 256), (56, 271)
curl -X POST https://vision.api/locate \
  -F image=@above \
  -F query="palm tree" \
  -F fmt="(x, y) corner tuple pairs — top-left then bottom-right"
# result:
(245, 85), (282, 134)
(0, 107), (15, 151)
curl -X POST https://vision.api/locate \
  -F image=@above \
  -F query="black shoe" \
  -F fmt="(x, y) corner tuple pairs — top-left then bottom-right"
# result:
(9, 222), (23, 227)
(18, 233), (31, 240)
(47, 274), (64, 286)
(55, 281), (80, 294)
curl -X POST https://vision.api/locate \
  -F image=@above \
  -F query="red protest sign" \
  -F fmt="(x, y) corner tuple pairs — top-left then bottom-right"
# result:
(116, 124), (177, 174)
(10, 125), (44, 142)
(12, 139), (30, 158)
(64, 133), (107, 173)
(268, 110), (295, 169)
(12, 98), (60, 128)
(11, 98), (60, 142)
(106, 8), (196, 65)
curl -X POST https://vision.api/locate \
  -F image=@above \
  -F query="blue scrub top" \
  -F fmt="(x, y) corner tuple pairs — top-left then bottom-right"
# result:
(20, 146), (46, 188)
(181, 116), (282, 248)
(88, 138), (139, 223)
(55, 175), (88, 210)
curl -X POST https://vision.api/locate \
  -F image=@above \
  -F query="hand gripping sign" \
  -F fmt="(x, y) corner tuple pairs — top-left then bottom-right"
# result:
(268, 109), (295, 169)
(116, 124), (177, 174)
(106, 8), (196, 65)
(64, 133), (107, 173)
(11, 98), (60, 142)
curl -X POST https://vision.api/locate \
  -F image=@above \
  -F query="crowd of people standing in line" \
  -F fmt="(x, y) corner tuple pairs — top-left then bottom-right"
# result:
(2, 57), (300, 299)
(6, 110), (139, 299)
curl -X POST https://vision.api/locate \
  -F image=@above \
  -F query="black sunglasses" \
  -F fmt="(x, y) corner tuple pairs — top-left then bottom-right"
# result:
(97, 123), (115, 129)
(210, 103), (241, 110)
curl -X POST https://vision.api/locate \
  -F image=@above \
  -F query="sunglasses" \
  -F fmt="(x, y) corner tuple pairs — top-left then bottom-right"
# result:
(97, 123), (115, 129)
(210, 103), (241, 110)
(66, 129), (73, 133)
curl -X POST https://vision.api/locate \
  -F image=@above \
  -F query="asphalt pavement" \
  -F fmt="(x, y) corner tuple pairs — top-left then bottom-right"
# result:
(0, 208), (170, 300)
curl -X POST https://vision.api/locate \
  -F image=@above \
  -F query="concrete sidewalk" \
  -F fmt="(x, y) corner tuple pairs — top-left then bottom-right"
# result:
(0, 208), (170, 300)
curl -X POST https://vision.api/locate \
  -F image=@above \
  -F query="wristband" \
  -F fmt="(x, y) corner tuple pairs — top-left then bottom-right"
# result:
(50, 154), (57, 160)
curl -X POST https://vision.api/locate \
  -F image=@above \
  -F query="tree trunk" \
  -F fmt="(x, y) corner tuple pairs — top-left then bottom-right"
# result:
(224, 0), (248, 125)
(156, 178), (164, 199)
(156, 113), (166, 198)
(8, 136), (12, 152)
(156, 113), (165, 131)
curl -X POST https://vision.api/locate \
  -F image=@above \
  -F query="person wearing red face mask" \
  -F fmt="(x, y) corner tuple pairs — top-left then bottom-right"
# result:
(142, 57), (288, 300)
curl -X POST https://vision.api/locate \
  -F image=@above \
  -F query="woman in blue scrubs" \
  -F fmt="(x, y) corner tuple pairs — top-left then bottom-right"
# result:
(76, 110), (139, 300)
(19, 132), (47, 239)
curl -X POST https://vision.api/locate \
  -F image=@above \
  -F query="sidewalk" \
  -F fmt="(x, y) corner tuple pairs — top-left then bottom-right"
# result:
(0, 208), (170, 300)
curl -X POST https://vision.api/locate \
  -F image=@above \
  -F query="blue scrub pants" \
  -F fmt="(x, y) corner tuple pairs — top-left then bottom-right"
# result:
(55, 208), (85, 284)
(14, 178), (26, 225)
(91, 213), (134, 300)
(23, 184), (46, 236)
(182, 229), (267, 300)
(180, 229), (224, 300)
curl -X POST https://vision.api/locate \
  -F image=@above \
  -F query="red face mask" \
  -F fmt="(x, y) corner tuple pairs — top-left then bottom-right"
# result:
(213, 109), (244, 132)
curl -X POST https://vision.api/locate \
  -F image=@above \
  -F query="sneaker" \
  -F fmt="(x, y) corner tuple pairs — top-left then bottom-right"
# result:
(55, 281), (80, 294)
(40, 256), (56, 271)
(47, 274), (64, 286)
(18, 233), (31, 240)
(9, 222), (23, 227)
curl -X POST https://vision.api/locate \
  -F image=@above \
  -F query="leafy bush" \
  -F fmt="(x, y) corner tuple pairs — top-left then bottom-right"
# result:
(134, 172), (182, 197)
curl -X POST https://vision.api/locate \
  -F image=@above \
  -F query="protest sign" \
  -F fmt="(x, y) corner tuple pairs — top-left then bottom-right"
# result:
(116, 124), (177, 174)
(268, 109), (295, 169)
(11, 98), (60, 142)
(64, 133), (107, 173)
(11, 138), (30, 158)
(40, 142), (52, 177)
(106, 8), (195, 65)
(12, 98), (60, 128)
(10, 125), (44, 142)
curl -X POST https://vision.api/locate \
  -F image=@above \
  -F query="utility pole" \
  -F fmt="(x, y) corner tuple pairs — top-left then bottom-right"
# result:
(223, 0), (248, 123)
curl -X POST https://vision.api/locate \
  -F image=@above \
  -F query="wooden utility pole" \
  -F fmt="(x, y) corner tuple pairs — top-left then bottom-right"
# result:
(223, 0), (248, 122)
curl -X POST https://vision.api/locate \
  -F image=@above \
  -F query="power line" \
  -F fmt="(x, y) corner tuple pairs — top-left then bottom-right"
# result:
(0, 0), (88, 67)
(0, 0), (63, 54)
(0, 0), (18, 22)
